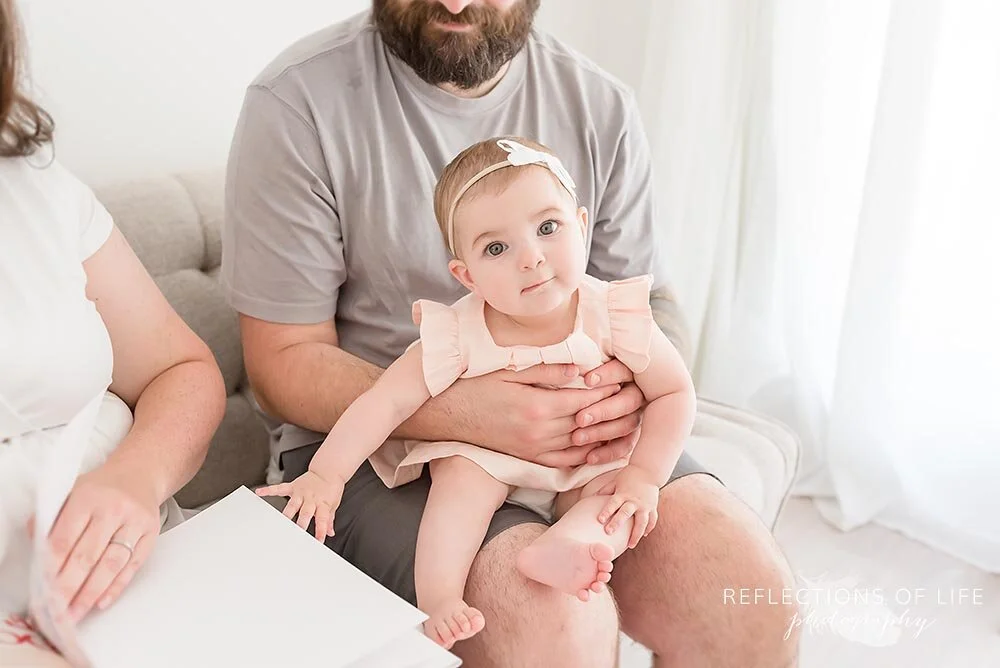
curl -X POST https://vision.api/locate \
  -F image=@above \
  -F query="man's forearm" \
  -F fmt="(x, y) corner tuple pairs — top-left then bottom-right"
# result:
(253, 341), (475, 441)
(650, 286), (693, 369)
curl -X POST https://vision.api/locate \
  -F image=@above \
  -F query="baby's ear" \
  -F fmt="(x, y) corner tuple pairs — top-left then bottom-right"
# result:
(577, 206), (589, 233)
(449, 259), (477, 293)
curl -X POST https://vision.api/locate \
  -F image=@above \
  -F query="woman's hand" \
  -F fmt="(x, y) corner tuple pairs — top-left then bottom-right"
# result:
(41, 466), (161, 623)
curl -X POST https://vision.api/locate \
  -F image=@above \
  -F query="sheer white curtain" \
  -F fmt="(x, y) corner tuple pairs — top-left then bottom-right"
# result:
(637, 0), (1000, 572)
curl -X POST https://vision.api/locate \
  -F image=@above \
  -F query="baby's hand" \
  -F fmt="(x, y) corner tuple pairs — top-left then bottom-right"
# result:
(256, 470), (346, 541)
(595, 465), (660, 549)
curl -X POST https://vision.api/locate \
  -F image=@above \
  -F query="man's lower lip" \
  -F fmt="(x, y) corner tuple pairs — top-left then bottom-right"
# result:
(435, 21), (474, 31)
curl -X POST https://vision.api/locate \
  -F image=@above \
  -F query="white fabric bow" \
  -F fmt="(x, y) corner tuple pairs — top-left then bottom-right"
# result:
(496, 139), (577, 193)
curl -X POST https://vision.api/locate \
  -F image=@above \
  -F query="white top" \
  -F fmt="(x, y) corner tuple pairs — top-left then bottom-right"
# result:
(0, 154), (115, 438)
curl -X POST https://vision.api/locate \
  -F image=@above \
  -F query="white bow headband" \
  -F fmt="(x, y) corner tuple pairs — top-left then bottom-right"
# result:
(446, 139), (577, 256)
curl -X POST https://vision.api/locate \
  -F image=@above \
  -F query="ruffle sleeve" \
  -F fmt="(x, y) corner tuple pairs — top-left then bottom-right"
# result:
(607, 275), (656, 374)
(412, 300), (466, 396)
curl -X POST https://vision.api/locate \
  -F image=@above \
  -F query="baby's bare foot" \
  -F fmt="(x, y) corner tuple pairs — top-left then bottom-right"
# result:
(516, 536), (614, 601)
(422, 599), (486, 650)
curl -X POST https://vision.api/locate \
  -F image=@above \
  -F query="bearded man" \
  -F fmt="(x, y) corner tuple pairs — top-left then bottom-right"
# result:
(222, 2), (799, 666)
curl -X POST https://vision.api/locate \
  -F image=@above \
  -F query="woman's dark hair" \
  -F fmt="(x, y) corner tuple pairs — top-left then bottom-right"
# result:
(1, 0), (53, 157)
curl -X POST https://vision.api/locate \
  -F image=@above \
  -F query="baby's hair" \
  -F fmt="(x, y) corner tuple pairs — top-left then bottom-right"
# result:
(433, 136), (565, 257)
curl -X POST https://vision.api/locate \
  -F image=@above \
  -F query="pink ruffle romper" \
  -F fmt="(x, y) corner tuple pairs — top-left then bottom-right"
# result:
(368, 274), (656, 520)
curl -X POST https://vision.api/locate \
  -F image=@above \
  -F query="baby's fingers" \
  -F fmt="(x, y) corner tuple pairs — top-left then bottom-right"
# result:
(606, 501), (637, 535)
(256, 483), (292, 498)
(644, 509), (659, 537)
(628, 510), (649, 549)
(313, 503), (335, 542)
(282, 495), (303, 522)
(597, 494), (625, 526)
(297, 500), (317, 531)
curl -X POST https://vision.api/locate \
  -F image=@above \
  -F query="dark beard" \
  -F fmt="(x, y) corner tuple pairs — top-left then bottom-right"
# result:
(373, 0), (539, 89)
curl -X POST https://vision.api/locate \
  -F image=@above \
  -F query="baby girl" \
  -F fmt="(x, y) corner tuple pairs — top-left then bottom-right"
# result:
(258, 137), (696, 649)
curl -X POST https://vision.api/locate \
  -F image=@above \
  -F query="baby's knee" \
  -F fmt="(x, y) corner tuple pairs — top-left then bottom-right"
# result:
(428, 455), (483, 482)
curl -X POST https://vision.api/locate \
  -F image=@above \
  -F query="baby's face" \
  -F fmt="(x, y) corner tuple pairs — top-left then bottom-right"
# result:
(449, 165), (588, 317)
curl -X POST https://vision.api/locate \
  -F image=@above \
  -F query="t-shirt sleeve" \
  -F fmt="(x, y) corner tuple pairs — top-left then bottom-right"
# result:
(586, 94), (669, 290)
(56, 161), (114, 261)
(222, 84), (345, 324)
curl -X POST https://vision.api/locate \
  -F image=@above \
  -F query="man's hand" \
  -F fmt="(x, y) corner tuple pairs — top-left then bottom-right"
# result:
(574, 359), (644, 463)
(445, 360), (644, 468)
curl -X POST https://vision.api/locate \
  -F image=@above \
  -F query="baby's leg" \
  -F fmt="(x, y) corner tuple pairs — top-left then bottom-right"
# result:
(415, 456), (510, 650)
(516, 472), (632, 601)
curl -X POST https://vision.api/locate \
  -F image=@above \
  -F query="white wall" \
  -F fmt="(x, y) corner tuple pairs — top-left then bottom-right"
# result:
(19, 0), (650, 185)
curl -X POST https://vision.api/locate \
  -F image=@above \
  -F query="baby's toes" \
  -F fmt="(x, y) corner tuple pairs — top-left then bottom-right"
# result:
(433, 620), (456, 649)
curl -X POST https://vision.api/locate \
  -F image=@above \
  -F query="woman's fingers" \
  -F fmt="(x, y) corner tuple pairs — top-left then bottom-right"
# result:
(54, 514), (117, 607)
(68, 527), (142, 622)
(94, 533), (155, 613)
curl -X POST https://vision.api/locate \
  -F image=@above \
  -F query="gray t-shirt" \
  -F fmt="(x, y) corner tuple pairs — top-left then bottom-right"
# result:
(222, 10), (668, 467)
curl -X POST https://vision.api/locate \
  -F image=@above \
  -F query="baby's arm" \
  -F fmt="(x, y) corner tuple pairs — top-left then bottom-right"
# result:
(627, 328), (697, 484)
(308, 342), (432, 483)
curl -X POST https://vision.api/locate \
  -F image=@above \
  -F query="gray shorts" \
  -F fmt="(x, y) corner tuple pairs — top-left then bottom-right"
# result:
(280, 444), (720, 606)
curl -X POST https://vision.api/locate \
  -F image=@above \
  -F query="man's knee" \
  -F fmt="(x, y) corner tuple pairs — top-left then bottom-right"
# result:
(616, 475), (800, 666)
(461, 524), (621, 667)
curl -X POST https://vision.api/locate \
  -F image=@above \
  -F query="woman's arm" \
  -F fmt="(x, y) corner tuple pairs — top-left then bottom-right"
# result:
(308, 342), (432, 482)
(50, 226), (226, 623)
(626, 328), (698, 485)
(85, 227), (226, 501)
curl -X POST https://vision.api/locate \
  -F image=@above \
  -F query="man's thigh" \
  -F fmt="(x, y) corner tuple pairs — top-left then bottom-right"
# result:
(280, 444), (720, 606)
(280, 443), (546, 606)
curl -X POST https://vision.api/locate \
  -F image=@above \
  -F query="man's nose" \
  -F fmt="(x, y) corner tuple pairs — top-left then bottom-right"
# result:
(436, 0), (474, 15)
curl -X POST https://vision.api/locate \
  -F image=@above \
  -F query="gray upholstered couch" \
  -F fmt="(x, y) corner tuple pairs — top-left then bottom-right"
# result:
(92, 170), (800, 528)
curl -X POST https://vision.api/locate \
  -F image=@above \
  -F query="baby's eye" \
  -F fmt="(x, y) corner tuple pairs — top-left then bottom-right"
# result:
(538, 220), (559, 236)
(485, 242), (507, 257)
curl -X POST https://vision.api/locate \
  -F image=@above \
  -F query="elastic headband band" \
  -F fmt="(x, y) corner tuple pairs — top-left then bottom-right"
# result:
(446, 139), (577, 255)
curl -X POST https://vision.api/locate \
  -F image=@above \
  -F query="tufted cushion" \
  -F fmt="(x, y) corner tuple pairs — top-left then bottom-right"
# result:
(93, 171), (269, 509)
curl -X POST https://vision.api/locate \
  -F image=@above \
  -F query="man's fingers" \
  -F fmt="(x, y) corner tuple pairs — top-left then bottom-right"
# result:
(500, 363), (579, 387)
(583, 359), (634, 388)
(555, 384), (621, 418)
(534, 443), (598, 468)
(573, 412), (641, 447)
(574, 383), (644, 429)
(585, 433), (639, 465)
